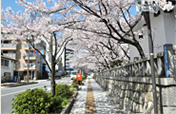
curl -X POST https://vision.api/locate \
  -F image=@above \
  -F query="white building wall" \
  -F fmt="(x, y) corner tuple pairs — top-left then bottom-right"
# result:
(61, 49), (65, 71)
(162, 12), (176, 44)
(1, 59), (15, 81)
(130, 10), (176, 61)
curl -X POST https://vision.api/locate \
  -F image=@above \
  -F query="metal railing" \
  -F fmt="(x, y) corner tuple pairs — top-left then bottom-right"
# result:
(24, 53), (36, 58)
(24, 63), (36, 68)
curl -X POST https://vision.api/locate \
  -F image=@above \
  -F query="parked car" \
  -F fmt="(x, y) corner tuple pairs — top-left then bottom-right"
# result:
(70, 71), (77, 80)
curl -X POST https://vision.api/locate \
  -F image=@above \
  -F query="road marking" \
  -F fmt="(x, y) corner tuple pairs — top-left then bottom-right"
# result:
(1, 89), (26, 97)
(1, 81), (49, 90)
(1, 80), (72, 97)
(1, 85), (50, 97)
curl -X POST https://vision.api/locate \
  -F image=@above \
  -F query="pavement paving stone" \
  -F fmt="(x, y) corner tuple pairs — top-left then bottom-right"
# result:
(70, 78), (88, 114)
(70, 77), (125, 114)
(90, 78), (125, 114)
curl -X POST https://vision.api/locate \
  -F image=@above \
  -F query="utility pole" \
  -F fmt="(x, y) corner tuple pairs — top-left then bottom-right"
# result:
(143, 12), (158, 114)
(31, 70), (32, 81)
(18, 61), (20, 82)
(136, 0), (158, 113)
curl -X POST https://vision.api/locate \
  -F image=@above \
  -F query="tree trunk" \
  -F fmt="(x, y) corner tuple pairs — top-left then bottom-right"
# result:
(134, 42), (145, 58)
(51, 60), (56, 97)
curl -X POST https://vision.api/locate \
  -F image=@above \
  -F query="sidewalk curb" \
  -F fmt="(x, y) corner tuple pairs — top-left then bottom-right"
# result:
(60, 92), (78, 114)
(35, 80), (48, 82)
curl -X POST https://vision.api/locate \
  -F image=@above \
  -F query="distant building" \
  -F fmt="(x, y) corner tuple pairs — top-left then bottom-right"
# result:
(1, 34), (47, 79)
(129, 8), (176, 61)
(1, 54), (16, 82)
(65, 48), (74, 74)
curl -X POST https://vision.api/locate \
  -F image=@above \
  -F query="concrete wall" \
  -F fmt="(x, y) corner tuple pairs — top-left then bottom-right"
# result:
(94, 44), (176, 114)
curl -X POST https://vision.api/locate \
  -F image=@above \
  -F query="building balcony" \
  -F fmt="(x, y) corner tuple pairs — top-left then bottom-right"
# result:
(1, 34), (16, 40)
(3, 53), (16, 59)
(24, 44), (34, 50)
(23, 63), (36, 70)
(1, 44), (17, 50)
(23, 54), (36, 60)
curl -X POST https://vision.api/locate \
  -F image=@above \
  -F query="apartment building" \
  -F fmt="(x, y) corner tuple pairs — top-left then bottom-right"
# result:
(65, 48), (74, 74)
(1, 34), (47, 80)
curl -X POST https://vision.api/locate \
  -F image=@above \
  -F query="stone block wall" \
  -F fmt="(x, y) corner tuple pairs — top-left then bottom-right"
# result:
(96, 77), (176, 114)
(95, 44), (176, 114)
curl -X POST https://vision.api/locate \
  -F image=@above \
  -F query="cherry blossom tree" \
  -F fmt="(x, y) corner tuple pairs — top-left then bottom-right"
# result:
(67, 36), (129, 71)
(68, 0), (174, 58)
(1, 0), (77, 97)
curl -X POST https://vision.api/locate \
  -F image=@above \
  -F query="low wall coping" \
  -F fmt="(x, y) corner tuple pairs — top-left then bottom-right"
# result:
(101, 76), (176, 86)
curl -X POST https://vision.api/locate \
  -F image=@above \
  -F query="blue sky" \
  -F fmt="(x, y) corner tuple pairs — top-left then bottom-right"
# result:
(2, 0), (26, 12)
(1, 0), (59, 12)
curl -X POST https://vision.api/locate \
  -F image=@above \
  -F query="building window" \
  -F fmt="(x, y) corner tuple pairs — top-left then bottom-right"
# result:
(1, 59), (3, 66)
(5, 60), (9, 66)
(1, 59), (9, 67)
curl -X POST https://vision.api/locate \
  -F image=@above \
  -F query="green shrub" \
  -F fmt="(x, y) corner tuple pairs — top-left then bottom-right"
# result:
(70, 86), (78, 91)
(55, 84), (74, 99)
(61, 97), (69, 107)
(72, 78), (78, 84)
(82, 76), (87, 80)
(21, 82), (26, 84)
(71, 78), (79, 87)
(11, 88), (63, 114)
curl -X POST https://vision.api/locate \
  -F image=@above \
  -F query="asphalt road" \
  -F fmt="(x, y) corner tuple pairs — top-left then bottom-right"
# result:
(1, 77), (73, 114)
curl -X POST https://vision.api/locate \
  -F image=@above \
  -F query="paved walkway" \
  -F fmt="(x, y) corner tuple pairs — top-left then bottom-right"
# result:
(85, 78), (96, 113)
(70, 76), (125, 114)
